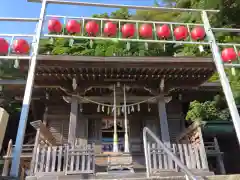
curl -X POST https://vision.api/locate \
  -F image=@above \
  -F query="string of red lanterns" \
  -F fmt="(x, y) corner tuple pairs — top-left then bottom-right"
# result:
(47, 18), (208, 41)
(0, 19), (239, 60)
(0, 38), (30, 55)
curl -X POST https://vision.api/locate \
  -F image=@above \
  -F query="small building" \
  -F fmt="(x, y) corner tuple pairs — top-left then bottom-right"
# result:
(2, 55), (227, 179)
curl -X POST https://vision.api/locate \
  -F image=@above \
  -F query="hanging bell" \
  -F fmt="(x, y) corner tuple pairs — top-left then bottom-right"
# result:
(97, 105), (100, 112)
(107, 106), (110, 115)
(102, 105), (105, 112)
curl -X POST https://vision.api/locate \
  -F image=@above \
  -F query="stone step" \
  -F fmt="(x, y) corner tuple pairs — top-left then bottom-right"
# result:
(23, 173), (240, 180)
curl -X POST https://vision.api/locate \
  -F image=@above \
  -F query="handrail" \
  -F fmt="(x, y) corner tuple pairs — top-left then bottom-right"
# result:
(143, 127), (199, 180)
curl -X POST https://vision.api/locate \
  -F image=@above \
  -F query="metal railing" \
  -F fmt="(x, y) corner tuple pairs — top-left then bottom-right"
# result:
(143, 127), (200, 180)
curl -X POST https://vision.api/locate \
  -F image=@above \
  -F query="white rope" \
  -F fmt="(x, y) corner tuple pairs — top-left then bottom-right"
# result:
(60, 87), (159, 108)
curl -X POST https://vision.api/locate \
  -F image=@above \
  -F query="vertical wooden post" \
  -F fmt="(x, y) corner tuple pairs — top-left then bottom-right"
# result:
(68, 97), (78, 145)
(20, 167), (25, 180)
(2, 139), (12, 176)
(30, 129), (41, 175)
(158, 97), (170, 145)
(76, 114), (88, 146)
(214, 137), (226, 174)
(0, 108), (9, 152)
(198, 127), (209, 170)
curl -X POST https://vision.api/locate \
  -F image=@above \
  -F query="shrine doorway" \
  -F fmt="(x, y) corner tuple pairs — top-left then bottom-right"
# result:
(101, 117), (127, 152)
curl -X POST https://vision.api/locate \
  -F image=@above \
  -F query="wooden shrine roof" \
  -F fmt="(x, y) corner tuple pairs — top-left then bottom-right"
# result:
(19, 55), (215, 90)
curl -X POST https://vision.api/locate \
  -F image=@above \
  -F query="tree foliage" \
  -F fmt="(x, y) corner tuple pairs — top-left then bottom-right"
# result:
(186, 95), (230, 121)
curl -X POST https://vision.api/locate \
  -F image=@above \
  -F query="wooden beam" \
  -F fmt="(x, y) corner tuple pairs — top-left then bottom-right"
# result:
(68, 97), (78, 145)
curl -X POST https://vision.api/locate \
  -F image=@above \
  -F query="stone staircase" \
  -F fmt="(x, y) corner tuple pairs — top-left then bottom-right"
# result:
(25, 172), (240, 180)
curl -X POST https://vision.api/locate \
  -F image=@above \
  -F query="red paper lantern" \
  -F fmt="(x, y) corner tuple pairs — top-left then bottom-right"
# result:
(174, 26), (188, 40)
(139, 24), (152, 38)
(0, 38), (9, 55)
(191, 26), (205, 40)
(85, 21), (99, 36)
(66, 20), (81, 34)
(48, 19), (62, 33)
(13, 39), (30, 54)
(104, 22), (117, 37)
(156, 24), (171, 39)
(221, 48), (237, 63)
(121, 23), (135, 38)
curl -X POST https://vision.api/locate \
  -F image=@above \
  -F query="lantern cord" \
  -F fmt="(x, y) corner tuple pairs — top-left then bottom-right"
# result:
(59, 86), (159, 107)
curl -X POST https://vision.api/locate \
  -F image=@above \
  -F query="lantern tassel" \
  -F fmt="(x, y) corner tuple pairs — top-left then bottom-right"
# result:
(126, 42), (130, 51)
(69, 38), (74, 47)
(14, 59), (19, 69)
(198, 45), (204, 53)
(90, 40), (94, 48)
(231, 67), (236, 76)
(49, 37), (54, 44)
(144, 42), (148, 50)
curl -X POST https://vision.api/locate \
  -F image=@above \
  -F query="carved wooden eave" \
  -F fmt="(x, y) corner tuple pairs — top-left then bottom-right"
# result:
(1, 55), (217, 104)
(18, 55), (215, 90)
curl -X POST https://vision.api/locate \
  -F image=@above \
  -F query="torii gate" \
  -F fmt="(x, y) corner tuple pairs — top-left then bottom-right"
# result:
(0, 0), (240, 177)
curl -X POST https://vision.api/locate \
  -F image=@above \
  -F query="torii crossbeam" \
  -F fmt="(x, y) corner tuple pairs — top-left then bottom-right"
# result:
(0, 0), (240, 177)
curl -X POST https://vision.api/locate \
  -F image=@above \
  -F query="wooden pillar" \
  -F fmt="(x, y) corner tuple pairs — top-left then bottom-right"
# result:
(68, 97), (78, 145)
(76, 113), (88, 146)
(0, 108), (9, 152)
(30, 129), (40, 175)
(214, 137), (226, 174)
(2, 140), (12, 176)
(158, 97), (170, 145)
(198, 127), (209, 170)
(95, 119), (102, 153)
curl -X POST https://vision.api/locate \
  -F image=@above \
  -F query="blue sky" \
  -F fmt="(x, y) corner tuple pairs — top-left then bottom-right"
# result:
(0, 0), (157, 39)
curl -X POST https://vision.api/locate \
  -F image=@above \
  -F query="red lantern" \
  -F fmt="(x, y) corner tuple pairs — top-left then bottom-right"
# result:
(104, 22), (117, 37)
(221, 48), (237, 63)
(121, 23), (135, 38)
(191, 26), (205, 40)
(48, 19), (62, 33)
(0, 38), (9, 55)
(139, 24), (152, 38)
(66, 20), (81, 34)
(156, 24), (171, 39)
(85, 21), (99, 36)
(13, 39), (30, 54)
(174, 26), (188, 40)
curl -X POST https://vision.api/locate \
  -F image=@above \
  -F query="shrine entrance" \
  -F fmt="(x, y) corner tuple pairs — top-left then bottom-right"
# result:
(101, 117), (129, 152)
